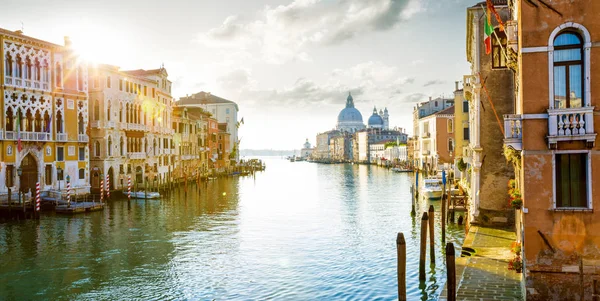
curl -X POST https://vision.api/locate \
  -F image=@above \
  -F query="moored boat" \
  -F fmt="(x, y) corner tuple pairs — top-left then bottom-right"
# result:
(421, 178), (443, 199)
(124, 191), (161, 199)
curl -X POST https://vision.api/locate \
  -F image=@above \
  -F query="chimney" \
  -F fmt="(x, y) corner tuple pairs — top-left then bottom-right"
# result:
(455, 81), (459, 91)
(64, 36), (72, 48)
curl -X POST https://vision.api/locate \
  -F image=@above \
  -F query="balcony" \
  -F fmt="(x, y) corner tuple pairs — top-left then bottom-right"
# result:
(463, 75), (476, 95)
(547, 106), (597, 148)
(127, 123), (146, 131)
(422, 150), (431, 156)
(78, 134), (89, 143)
(506, 20), (518, 53)
(91, 120), (100, 128)
(128, 152), (145, 159)
(56, 133), (67, 142)
(503, 114), (522, 150)
(422, 132), (431, 139)
(106, 121), (116, 128)
(4, 131), (51, 141)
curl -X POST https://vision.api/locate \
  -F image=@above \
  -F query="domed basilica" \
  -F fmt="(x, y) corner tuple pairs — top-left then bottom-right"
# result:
(336, 92), (389, 132)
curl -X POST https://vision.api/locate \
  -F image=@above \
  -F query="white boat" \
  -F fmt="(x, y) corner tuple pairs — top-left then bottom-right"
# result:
(391, 167), (413, 173)
(421, 178), (443, 199)
(125, 191), (161, 199)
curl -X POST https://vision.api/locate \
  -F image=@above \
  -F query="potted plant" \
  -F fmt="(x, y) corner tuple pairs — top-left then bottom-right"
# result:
(508, 242), (523, 273)
(457, 158), (467, 172)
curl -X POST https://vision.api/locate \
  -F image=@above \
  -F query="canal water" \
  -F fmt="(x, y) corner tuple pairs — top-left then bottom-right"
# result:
(0, 158), (464, 300)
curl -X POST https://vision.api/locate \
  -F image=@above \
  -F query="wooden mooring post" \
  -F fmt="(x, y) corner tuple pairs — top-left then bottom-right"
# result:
(397, 232), (406, 301)
(410, 185), (416, 217)
(428, 205), (435, 265)
(442, 194), (446, 243)
(419, 212), (428, 281)
(446, 242), (456, 301)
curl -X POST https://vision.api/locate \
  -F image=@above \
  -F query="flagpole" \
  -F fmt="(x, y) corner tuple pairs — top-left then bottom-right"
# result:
(479, 4), (510, 64)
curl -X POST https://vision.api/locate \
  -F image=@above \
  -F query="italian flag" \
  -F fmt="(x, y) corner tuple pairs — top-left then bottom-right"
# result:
(484, 11), (493, 55)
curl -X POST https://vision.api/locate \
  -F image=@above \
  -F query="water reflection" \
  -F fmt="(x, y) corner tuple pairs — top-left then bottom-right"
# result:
(0, 158), (463, 300)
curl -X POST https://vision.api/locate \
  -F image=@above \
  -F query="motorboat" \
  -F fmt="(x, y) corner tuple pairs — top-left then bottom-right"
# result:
(421, 178), (443, 199)
(125, 191), (161, 199)
(391, 167), (413, 173)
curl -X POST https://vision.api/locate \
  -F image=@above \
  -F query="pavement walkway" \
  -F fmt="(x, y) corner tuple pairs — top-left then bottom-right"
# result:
(440, 226), (523, 301)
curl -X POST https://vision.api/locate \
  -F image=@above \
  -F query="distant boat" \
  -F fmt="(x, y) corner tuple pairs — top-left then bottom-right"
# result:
(125, 191), (161, 199)
(391, 167), (412, 173)
(421, 178), (443, 199)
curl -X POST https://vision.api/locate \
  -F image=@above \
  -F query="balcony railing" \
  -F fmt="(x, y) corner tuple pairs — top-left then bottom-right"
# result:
(106, 121), (116, 128)
(548, 106), (596, 148)
(78, 134), (89, 143)
(126, 123), (147, 131)
(91, 120), (100, 128)
(56, 133), (67, 142)
(3, 131), (51, 141)
(506, 20), (518, 53)
(128, 152), (145, 159)
(503, 114), (522, 150)
(422, 132), (431, 138)
(422, 150), (431, 155)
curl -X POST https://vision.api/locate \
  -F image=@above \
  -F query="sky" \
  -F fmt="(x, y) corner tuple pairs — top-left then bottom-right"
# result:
(1, 0), (473, 150)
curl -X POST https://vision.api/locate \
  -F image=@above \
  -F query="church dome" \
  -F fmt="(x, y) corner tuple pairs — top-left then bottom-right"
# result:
(338, 107), (364, 124)
(368, 107), (384, 128)
(336, 92), (365, 132)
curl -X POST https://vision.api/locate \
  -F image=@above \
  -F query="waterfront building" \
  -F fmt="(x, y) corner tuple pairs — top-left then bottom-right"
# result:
(463, 1), (514, 224)
(216, 123), (231, 170)
(315, 130), (338, 159)
(88, 64), (174, 191)
(171, 107), (203, 180)
(353, 128), (408, 164)
(0, 30), (90, 196)
(502, 0), (600, 298)
(413, 96), (454, 139)
(384, 144), (408, 165)
(415, 106), (455, 172)
(177, 92), (239, 161)
(300, 139), (314, 159)
(336, 92), (365, 133)
(330, 132), (353, 162)
(407, 136), (417, 168)
(369, 142), (386, 165)
(452, 81), (469, 166)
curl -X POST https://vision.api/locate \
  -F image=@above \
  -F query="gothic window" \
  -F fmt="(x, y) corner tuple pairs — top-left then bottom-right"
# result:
(34, 111), (42, 132)
(153, 139), (157, 156)
(25, 109), (33, 131)
(119, 103), (123, 122)
(95, 141), (101, 157)
(25, 57), (32, 80)
(56, 110), (64, 133)
(6, 108), (13, 131)
(34, 59), (41, 81)
(43, 112), (50, 133)
(126, 103), (130, 123)
(553, 31), (583, 109)
(42, 60), (48, 83)
(15, 55), (22, 78)
(94, 100), (100, 121)
(107, 76), (111, 88)
(5, 55), (12, 76)
(55, 63), (62, 87)
(447, 119), (454, 133)
(108, 137), (112, 156)
(492, 28), (507, 69)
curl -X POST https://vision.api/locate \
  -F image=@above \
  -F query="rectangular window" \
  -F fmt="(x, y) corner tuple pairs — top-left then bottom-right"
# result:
(555, 153), (588, 208)
(120, 164), (124, 174)
(119, 79), (123, 91)
(226, 108), (230, 114)
(144, 86), (147, 96)
(79, 147), (85, 161)
(79, 168), (85, 180)
(463, 127), (470, 140)
(57, 147), (64, 162)
(107, 76), (111, 88)
(152, 88), (155, 98)
(45, 165), (52, 185)
(463, 100), (469, 113)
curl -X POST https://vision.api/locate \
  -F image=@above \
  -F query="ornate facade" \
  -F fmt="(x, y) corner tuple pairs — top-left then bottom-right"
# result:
(87, 64), (174, 191)
(1, 30), (89, 195)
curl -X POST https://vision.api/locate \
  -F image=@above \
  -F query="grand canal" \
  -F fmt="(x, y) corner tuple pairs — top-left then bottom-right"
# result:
(0, 158), (464, 300)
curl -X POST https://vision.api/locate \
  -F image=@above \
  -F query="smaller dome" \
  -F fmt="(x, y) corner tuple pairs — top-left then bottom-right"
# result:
(368, 113), (384, 126)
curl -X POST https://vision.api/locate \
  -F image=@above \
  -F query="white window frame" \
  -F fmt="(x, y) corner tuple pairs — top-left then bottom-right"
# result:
(547, 22), (591, 109)
(551, 150), (592, 210)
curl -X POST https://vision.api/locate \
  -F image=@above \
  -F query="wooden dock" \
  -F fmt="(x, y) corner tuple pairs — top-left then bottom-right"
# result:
(55, 202), (104, 214)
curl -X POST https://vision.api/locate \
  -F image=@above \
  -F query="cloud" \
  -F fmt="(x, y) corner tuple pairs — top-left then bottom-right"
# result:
(423, 79), (446, 87)
(401, 92), (426, 103)
(198, 0), (424, 64)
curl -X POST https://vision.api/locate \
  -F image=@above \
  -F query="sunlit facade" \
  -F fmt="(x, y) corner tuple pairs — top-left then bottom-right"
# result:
(87, 64), (174, 191)
(0, 30), (90, 196)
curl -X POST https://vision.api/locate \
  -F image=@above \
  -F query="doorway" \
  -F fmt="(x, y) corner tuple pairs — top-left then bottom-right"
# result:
(19, 153), (38, 194)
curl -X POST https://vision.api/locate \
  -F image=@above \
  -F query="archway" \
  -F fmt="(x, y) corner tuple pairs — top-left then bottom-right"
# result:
(107, 167), (115, 190)
(19, 153), (38, 194)
(135, 166), (143, 184)
(91, 170), (100, 192)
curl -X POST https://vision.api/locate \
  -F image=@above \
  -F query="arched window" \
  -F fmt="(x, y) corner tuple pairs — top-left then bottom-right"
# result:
(108, 137), (112, 156)
(447, 119), (454, 133)
(34, 59), (41, 81)
(78, 113), (84, 134)
(94, 100), (100, 120)
(55, 63), (62, 87)
(492, 28), (507, 69)
(120, 137), (124, 156)
(107, 101), (111, 121)
(119, 103), (123, 122)
(126, 103), (130, 123)
(6, 108), (13, 131)
(553, 32), (583, 109)
(34, 111), (42, 132)
(5, 55), (12, 76)
(15, 55), (22, 78)
(56, 111), (63, 133)
(95, 141), (101, 157)
(43, 112), (50, 133)
(25, 57), (32, 80)
(25, 109), (33, 131)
